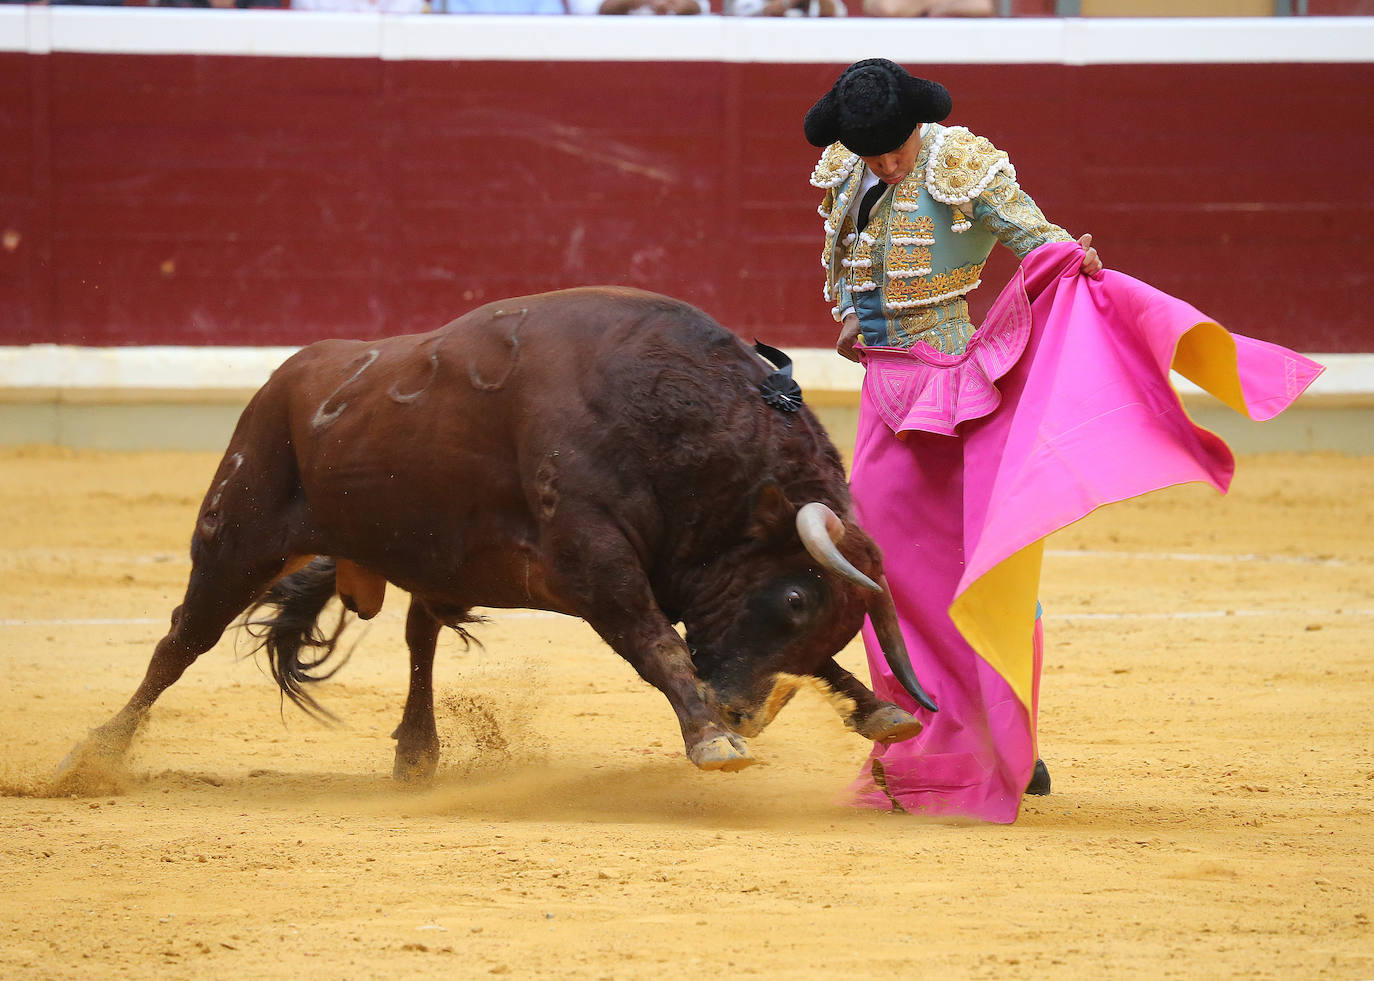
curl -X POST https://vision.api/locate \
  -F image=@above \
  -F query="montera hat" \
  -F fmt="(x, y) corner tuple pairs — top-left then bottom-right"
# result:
(803, 59), (952, 157)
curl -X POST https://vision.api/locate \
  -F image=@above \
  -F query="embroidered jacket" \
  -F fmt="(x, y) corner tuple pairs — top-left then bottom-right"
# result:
(812, 123), (1072, 355)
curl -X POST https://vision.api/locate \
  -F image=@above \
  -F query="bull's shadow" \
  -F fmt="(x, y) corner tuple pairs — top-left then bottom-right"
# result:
(106, 760), (895, 830)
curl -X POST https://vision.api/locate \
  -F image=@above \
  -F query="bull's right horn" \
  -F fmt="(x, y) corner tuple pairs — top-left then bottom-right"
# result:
(796, 503), (938, 714)
(867, 576), (939, 714)
(796, 503), (880, 593)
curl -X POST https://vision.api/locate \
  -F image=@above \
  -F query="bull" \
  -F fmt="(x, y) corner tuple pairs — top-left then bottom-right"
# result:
(56, 287), (934, 791)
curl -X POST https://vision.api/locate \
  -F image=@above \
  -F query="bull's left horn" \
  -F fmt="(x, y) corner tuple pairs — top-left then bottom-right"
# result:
(796, 503), (881, 593)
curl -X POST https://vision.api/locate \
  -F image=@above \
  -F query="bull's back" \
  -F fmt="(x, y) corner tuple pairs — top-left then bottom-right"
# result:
(247, 287), (743, 527)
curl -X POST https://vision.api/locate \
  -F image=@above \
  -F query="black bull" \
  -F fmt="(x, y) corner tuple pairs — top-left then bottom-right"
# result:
(56, 287), (935, 791)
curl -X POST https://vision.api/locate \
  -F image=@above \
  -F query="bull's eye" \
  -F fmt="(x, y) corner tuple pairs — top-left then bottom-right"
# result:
(784, 588), (807, 611)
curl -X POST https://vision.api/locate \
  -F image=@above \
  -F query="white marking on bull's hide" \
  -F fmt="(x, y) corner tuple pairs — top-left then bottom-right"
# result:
(388, 348), (440, 404)
(200, 453), (244, 537)
(207, 453), (243, 509)
(468, 309), (526, 392)
(313, 349), (380, 430)
(534, 458), (558, 522)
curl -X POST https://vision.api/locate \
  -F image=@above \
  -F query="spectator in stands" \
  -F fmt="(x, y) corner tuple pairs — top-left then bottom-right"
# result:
(430, 0), (565, 11)
(863, 0), (993, 14)
(726, 0), (846, 13)
(292, 0), (425, 10)
(568, 0), (704, 11)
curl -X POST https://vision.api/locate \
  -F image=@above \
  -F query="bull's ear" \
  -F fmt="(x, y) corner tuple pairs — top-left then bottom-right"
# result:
(747, 481), (797, 543)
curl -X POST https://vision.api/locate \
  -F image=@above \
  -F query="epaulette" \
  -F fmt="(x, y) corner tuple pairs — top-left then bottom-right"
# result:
(810, 142), (859, 190)
(923, 126), (1014, 207)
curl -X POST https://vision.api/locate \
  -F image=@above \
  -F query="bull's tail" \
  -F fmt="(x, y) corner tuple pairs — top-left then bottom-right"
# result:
(243, 557), (352, 723)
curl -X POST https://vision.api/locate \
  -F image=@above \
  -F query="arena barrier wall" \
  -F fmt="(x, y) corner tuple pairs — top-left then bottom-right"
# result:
(1, 10), (1371, 450)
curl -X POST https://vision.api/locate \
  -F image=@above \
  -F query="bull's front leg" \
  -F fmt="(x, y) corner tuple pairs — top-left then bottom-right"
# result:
(595, 615), (755, 772)
(814, 658), (923, 744)
(544, 511), (753, 771)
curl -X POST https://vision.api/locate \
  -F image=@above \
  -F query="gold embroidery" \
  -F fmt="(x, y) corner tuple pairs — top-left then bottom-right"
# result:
(982, 174), (1062, 234)
(926, 126), (1013, 206)
(901, 214), (934, 236)
(894, 311), (976, 354)
(811, 142), (859, 189)
(820, 161), (867, 305)
(893, 308), (940, 337)
(885, 244), (932, 278)
(847, 220), (877, 290)
(889, 208), (934, 241)
(883, 264), (982, 310)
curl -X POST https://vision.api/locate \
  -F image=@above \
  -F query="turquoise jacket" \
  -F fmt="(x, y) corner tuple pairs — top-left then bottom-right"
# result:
(812, 123), (1072, 355)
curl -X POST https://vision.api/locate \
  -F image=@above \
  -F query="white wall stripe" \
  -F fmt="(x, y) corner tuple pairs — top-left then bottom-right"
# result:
(2, 347), (1370, 400)
(1, 8), (1371, 64)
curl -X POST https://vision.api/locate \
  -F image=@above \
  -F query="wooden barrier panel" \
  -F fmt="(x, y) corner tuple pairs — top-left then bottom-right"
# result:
(0, 12), (1371, 352)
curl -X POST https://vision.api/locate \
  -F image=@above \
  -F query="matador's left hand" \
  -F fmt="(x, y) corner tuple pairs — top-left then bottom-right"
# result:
(1078, 233), (1102, 277)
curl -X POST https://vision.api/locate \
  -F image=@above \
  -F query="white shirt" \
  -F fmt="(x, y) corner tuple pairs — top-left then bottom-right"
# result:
(839, 123), (925, 321)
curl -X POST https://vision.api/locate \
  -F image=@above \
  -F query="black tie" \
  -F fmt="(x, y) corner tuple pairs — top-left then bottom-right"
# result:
(857, 181), (887, 233)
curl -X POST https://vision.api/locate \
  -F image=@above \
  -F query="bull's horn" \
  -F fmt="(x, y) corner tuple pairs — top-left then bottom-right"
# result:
(795, 504), (937, 711)
(868, 576), (939, 713)
(796, 503), (880, 593)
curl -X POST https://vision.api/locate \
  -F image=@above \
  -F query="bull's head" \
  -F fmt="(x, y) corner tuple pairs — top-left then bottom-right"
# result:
(682, 485), (936, 739)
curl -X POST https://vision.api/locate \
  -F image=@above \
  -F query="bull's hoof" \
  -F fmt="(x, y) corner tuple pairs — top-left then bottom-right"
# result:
(51, 734), (132, 797)
(852, 704), (923, 744)
(392, 750), (439, 784)
(688, 734), (756, 772)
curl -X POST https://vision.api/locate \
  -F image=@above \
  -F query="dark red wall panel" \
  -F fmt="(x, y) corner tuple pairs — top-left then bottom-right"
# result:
(0, 51), (49, 343)
(2, 53), (1371, 352)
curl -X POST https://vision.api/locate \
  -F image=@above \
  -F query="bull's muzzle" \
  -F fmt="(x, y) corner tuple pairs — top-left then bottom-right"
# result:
(719, 674), (806, 738)
(796, 503), (939, 714)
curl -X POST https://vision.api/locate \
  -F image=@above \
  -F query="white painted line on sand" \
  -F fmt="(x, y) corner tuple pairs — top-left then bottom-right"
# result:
(1045, 549), (1358, 568)
(0, 617), (163, 627)
(0, 609), (567, 628)
(1053, 609), (1374, 622)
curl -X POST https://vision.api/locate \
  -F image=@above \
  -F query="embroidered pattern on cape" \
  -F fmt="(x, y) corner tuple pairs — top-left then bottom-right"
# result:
(861, 267), (1033, 436)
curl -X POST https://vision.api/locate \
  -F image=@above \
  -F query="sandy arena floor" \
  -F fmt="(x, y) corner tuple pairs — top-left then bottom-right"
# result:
(0, 445), (1371, 979)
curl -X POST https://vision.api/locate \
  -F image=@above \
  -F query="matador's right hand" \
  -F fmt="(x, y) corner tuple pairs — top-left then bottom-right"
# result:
(837, 314), (863, 364)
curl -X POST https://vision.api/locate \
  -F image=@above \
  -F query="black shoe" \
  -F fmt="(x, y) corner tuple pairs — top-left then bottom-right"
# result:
(1025, 758), (1051, 796)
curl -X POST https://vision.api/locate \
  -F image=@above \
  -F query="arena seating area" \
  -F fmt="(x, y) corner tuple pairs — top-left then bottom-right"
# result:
(6, 0), (1373, 13)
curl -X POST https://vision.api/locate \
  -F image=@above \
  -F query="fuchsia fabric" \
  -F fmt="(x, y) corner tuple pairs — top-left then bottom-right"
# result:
(846, 240), (1324, 822)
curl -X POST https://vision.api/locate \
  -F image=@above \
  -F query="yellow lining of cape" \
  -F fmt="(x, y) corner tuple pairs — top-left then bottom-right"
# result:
(946, 318), (1247, 709)
(949, 540), (1044, 709)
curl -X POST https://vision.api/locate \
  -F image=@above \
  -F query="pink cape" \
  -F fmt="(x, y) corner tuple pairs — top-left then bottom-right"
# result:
(846, 240), (1324, 822)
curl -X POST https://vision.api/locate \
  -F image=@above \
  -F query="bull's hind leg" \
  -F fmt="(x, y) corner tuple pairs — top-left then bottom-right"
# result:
(54, 558), (285, 793)
(54, 494), (297, 794)
(391, 600), (442, 783)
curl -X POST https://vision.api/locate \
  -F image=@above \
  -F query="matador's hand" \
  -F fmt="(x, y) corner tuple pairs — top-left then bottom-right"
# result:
(837, 314), (863, 363)
(1078, 233), (1102, 277)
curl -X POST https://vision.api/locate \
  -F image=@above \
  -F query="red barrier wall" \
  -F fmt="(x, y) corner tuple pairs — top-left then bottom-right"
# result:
(1, 50), (1371, 351)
